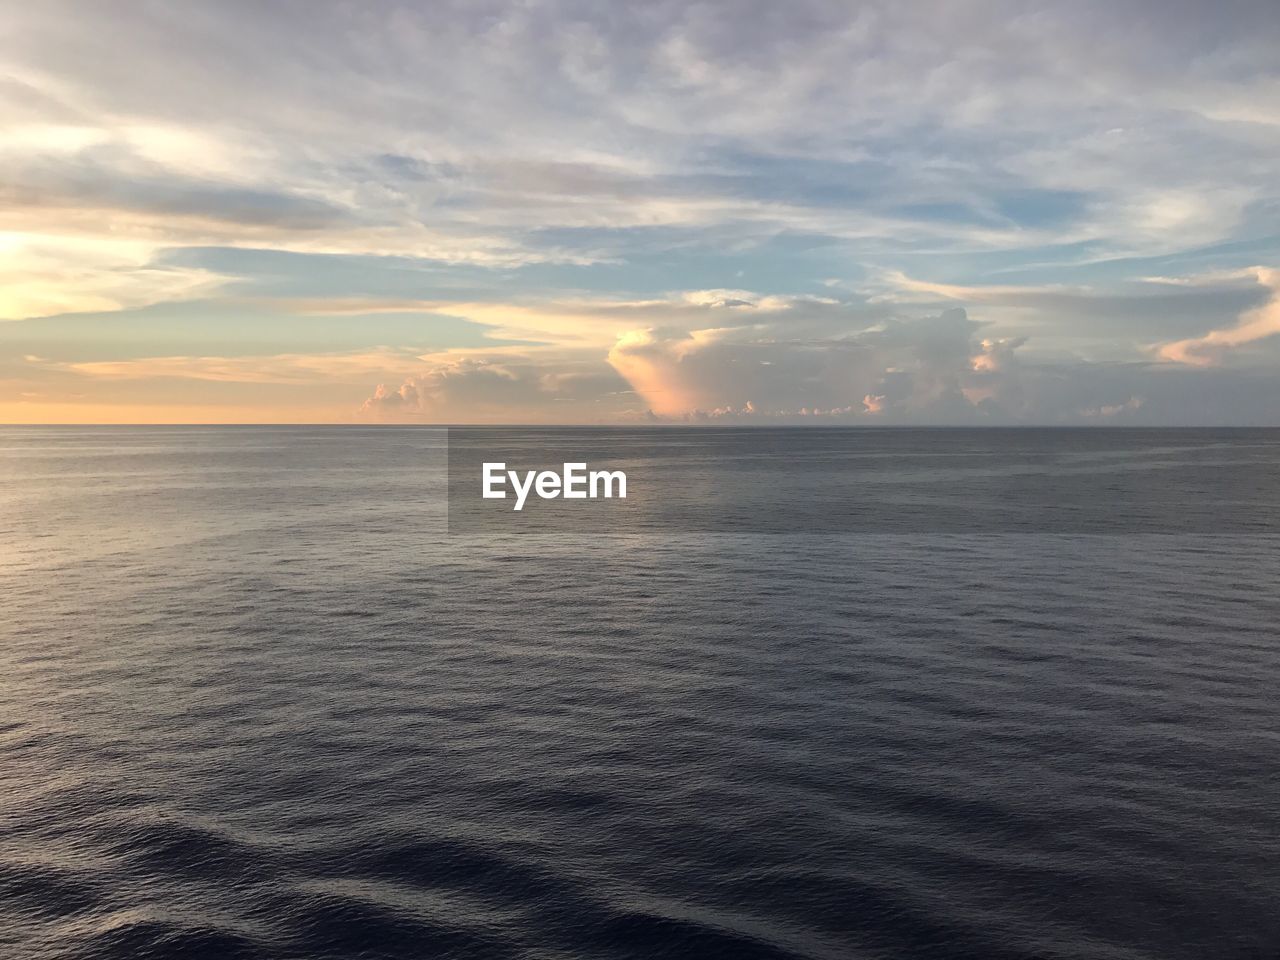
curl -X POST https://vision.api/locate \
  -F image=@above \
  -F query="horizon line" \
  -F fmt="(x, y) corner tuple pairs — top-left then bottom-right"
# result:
(4, 423), (1279, 430)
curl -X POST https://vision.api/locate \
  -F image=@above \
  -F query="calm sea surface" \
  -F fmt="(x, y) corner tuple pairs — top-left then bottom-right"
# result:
(2, 426), (1279, 960)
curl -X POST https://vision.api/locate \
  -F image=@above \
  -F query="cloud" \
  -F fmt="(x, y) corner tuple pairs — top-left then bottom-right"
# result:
(48, 347), (428, 384)
(0, 149), (348, 230)
(604, 305), (1024, 421)
(0, 233), (227, 320)
(15, 281), (1280, 425)
(971, 336), (1027, 373)
(362, 379), (421, 412)
(361, 357), (634, 422)
(592, 289), (1280, 423)
(875, 268), (1278, 358)
(1080, 396), (1145, 419)
(1157, 267), (1280, 365)
(6, 0), (1279, 276)
(4, 1), (1280, 421)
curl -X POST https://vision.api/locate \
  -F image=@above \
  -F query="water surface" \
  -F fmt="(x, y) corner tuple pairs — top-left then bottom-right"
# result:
(2, 427), (1278, 959)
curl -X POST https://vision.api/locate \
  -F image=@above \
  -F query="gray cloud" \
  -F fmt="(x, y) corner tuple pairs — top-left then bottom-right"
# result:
(1, 152), (348, 230)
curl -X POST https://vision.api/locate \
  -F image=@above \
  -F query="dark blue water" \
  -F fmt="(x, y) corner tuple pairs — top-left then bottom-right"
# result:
(2, 427), (1279, 959)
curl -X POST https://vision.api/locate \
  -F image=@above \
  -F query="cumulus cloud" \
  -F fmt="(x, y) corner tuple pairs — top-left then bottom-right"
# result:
(340, 282), (1280, 424)
(603, 305), (1032, 422)
(1080, 396), (1145, 419)
(971, 337), (1027, 374)
(360, 357), (635, 422)
(26, 281), (1280, 424)
(359, 380), (420, 412)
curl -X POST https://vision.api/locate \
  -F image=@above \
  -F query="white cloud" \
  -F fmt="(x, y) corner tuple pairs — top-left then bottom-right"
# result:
(0, 232), (226, 320)
(1157, 267), (1280, 366)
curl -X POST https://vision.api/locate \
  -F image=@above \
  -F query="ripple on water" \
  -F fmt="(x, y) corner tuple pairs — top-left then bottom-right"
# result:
(2, 428), (1279, 959)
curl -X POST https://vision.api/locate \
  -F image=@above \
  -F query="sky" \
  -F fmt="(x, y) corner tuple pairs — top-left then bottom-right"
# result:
(2, 0), (1279, 424)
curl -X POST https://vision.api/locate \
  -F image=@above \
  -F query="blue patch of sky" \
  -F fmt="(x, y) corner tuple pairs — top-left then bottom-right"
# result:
(158, 234), (865, 301)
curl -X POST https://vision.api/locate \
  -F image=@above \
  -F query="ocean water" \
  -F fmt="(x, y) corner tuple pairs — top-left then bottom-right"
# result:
(2, 426), (1279, 960)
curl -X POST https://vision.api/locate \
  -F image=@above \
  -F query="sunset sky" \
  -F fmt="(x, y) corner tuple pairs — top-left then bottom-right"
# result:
(3, 0), (1279, 423)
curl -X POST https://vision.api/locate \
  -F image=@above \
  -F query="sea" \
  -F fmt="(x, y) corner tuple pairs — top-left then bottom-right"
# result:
(2, 426), (1278, 960)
